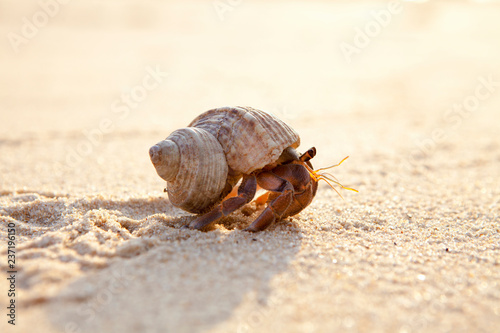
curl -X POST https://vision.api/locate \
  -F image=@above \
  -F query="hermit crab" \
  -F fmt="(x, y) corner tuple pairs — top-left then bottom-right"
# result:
(149, 106), (355, 232)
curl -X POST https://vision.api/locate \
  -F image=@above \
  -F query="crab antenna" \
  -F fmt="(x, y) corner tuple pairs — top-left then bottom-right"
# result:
(303, 156), (358, 196)
(319, 173), (358, 193)
(320, 176), (345, 199)
(303, 163), (318, 180)
(320, 171), (339, 182)
(314, 156), (350, 172)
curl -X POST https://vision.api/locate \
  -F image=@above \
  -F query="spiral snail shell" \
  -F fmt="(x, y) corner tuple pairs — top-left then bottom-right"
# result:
(149, 106), (300, 214)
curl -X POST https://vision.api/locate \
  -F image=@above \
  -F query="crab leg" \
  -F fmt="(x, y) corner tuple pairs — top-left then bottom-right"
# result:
(245, 162), (316, 232)
(244, 172), (294, 232)
(184, 174), (257, 230)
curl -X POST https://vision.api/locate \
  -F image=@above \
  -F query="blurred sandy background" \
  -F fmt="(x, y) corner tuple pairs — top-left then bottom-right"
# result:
(1, 0), (499, 332)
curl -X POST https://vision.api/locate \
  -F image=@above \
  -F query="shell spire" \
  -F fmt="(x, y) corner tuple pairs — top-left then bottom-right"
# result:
(149, 139), (180, 182)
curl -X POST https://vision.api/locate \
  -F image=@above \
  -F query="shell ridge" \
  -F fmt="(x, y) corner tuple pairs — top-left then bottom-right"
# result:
(239, 109), (271, 172)
(165, 127), (227, 213)
(253, 108), (298, 148)
(224, 108), (247, 157)
(167, 129), (199, 206)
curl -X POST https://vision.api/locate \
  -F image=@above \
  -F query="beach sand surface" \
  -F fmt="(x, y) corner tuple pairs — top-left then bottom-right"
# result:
(1, 1), (499, 332)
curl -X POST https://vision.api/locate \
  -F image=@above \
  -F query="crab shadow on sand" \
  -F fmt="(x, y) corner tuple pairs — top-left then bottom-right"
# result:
(2, 192), (303, 332)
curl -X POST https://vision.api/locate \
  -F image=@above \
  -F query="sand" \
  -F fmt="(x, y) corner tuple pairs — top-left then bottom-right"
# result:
(1, 1), (499, 332)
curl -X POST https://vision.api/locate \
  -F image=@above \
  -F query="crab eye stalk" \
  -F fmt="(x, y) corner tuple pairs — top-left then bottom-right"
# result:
(299, 147), (317, 162)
